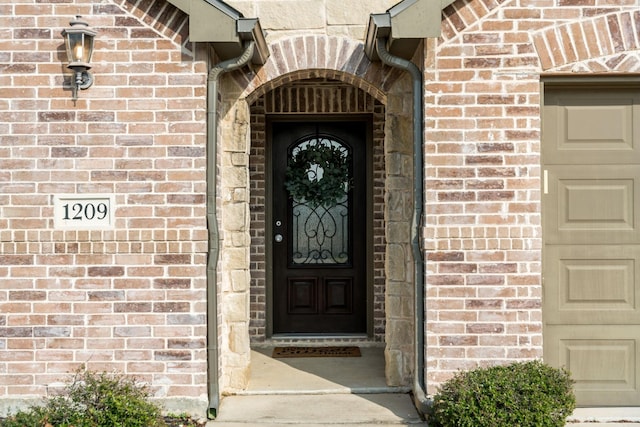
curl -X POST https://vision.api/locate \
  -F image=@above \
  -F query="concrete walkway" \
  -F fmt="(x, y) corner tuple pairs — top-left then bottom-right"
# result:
(211, 395), (640, 426)
(212, 393), (426, 426)
(206, 346), (640, 426)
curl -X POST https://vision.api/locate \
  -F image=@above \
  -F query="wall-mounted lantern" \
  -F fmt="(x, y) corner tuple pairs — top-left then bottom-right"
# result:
(62, 16), (96, 101)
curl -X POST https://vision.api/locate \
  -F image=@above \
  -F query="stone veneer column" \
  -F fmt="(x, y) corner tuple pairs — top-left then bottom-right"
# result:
(218, 79), (253, 391)
(383, 73), (415, 386)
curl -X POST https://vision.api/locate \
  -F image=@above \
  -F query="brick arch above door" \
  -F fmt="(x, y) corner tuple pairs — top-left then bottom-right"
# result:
(239, 35), (404, 104)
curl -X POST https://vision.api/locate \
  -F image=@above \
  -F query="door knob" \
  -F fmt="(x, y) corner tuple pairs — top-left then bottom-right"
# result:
(274, 234), (283, 243)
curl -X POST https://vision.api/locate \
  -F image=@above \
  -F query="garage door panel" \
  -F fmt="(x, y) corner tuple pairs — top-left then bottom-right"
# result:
(545, 166), (640, 244)
(566, 104), (630, 145)
(545, 246), (640, 324)
(543, 84), (640, 407)
(545, 325), (640, 406)
(543, 89), (640, 164)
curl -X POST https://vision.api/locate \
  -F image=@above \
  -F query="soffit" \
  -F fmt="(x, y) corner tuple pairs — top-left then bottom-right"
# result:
(167, 0), (268, 64)
(365, 0), (451, 61)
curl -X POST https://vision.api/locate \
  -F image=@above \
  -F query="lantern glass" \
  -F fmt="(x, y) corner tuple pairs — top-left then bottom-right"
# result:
(62, 17), (95, 69)
(62, 16), (96, 100)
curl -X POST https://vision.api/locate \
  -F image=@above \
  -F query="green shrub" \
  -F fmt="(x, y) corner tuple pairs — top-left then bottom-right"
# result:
(1, 369), (166, 427)
(428, 360), (575, 427)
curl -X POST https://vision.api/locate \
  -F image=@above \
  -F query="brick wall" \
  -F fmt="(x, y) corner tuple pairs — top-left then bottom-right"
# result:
(424, 0), (640, 391)
(3, 0), (640, 414)
(0, 0), (209, 413)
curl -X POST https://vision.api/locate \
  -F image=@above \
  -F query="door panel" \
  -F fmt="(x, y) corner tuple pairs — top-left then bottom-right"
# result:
(544, 245), (640, 324)
(543, 89), (640, 164)
(543, 85), (640, 406)
(271, 120), (368, 334)
(545, 326), (640, 406)
(544, 166), (640, 244)
(288, 277), (318, 314)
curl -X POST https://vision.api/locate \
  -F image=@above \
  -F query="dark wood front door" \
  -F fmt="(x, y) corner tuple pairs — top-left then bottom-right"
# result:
(271, 120), (368, 334)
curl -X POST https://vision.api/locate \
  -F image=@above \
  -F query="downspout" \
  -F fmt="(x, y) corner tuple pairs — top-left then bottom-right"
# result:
(375, 37), (429, 415)
(206, 40), (255, 418)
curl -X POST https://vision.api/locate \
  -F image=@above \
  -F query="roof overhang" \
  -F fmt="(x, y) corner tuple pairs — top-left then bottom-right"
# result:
(167, 0), (269, 64)
(365, 0), (450, 61)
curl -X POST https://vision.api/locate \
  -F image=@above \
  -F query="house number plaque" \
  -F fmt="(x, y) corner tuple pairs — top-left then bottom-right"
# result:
(53, 194), (115, 230)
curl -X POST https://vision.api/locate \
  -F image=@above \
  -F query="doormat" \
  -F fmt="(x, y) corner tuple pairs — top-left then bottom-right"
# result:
(272, 346), (361, 358)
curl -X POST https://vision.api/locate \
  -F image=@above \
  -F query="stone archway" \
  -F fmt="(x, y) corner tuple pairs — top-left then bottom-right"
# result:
(215, 35), (419, 390)
(246, 70), (417, 387)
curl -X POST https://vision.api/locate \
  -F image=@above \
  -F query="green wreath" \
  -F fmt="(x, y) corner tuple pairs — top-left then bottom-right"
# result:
(285, 142), (352, 207)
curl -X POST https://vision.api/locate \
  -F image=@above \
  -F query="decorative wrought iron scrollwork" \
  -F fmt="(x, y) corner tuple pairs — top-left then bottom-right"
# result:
(287, 136), (351, 265)
(292, 196), (349, 264)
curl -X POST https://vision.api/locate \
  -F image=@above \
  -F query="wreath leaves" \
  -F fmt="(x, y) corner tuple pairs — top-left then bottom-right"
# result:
(285, 141), (352, 207)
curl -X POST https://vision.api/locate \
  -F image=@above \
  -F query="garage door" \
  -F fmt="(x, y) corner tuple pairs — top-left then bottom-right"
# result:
(543, 84), (640, 406)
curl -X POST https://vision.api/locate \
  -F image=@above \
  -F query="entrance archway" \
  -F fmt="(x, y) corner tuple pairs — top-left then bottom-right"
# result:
(216, 36), (419, 391)
(248, 77), (387, 342)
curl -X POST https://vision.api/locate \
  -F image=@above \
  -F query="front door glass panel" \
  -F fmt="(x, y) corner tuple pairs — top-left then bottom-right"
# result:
(290, 137), (350, 265)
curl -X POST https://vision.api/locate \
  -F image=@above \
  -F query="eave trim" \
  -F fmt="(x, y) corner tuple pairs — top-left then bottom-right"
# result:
(167, 0), (269, 64)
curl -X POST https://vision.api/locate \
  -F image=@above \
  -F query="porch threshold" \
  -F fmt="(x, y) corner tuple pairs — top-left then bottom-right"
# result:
(240, 346), (399, 396)
(231, 386), (411, 396)
(266, 333), (371, 342)
(255, 334), (381, 349)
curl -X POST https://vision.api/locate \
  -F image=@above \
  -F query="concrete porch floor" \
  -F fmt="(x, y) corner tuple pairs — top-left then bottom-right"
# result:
(238, 345), (409, 395)
(210, 344), (426, 425)
(208, 345), (640, 425)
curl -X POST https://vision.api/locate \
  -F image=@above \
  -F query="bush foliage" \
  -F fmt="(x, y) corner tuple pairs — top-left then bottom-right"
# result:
(1, 369), (166, 427)
(428, 360), (575, 427)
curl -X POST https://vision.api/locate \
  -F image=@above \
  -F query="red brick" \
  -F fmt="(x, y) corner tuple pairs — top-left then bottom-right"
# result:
(14, 29), (51, 39)
(114, 326), (152, 337)
(0, 255), (33, 265)
(154, 350), (191, 361)
(155, 254), (191, 265)
(0, 327), (32, 337)
(87, 267), (125, 277)
(506, 299), (541, 309)
(153, 302), (189, 312)
(167, 314), (205, 325)
(467, 323), (504, 334)
(9, 291), (45, 301)
(88, 291), (125, 301)
(477, 191), (515, 201)
(47, 315), (84, 326)
(428, 275), (465, 286)
(427, 252), (464, 262)
(439, 263), (478, 273)
(437, 191), (476, 202)
(467, 180), (504, 190)
(114, 303), (152, 313)
(439, 335), (478, 346)
(34, 327), (71, 338)
(466, 299), (503, 309)
(479, 263), (517, 273)
(466, 155), (503, 165)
